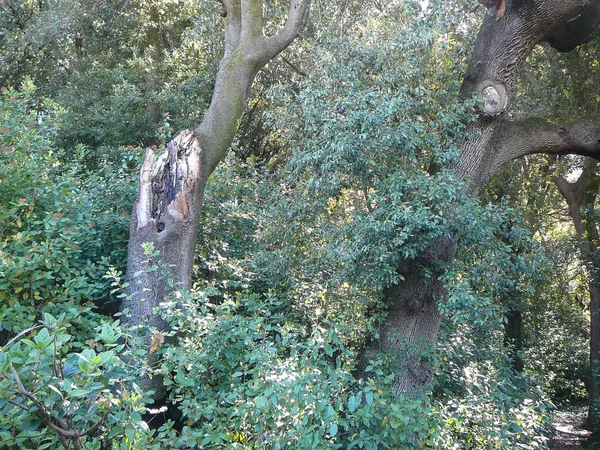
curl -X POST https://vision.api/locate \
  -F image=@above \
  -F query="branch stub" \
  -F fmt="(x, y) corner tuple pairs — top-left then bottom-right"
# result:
(477, 81), (507, 115)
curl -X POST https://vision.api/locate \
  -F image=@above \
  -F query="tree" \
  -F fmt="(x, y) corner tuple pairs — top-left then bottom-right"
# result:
(363, 0), (600, 396)
(120, 0), (310, 394)
(551, 157), (600, 425)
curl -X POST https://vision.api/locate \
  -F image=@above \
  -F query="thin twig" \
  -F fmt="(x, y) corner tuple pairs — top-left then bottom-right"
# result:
(281, 55), (307, 77)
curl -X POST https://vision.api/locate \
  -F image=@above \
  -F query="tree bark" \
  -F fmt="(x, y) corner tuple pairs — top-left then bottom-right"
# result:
(366, 0), (600, 396)
(359, 239), (456, 395)
(503, 308), (524, 372)
(120, 0), (310, 397)
(123, 131), (206, 330)
(552, 158), (600, 428)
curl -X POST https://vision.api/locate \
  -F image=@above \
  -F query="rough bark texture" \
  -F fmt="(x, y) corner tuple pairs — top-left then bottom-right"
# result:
(368, 0), (600, 396)
(544, 2), (600, 52)
(121, 0), (310, 398)
(123, 130), (205, 330)
(378, 272), (446, 396)
(552, 158), (600, 428)
(360, 240), (456, 395)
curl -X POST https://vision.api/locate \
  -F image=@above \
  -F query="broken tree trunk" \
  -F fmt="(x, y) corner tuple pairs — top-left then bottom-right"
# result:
(120, 0), (311, 398)
(123, 130), (205, 331)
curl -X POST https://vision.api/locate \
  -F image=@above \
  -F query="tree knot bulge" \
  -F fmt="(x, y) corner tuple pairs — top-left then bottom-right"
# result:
(477, 80), (507, 115)
(135, 130), (202, 230)
(478, 0), (506, 20)
(405, 294), (426, 315)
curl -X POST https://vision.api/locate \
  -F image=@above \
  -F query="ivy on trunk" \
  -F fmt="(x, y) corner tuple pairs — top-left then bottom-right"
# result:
(368, 0), (600, 396)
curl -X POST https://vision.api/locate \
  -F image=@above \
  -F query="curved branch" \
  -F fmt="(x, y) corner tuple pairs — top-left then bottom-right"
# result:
(495, 118), (600, 166)
(544, 3), (600, 52)
(550, 162), (587, 236)
(196, 0), (310, 174)
(261, 0), (310, 62)
(460, 0), (599, 109)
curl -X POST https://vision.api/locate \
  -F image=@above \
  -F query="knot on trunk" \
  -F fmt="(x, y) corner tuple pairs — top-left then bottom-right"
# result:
(477, 80), (507, 115)
(405, 294), (426, 315)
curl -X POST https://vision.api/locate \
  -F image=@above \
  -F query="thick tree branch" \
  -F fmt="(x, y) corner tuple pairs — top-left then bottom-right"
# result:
(241, 0), (264, 42)
(551, 165), (588, 235)
(495, 118), (600, 166)
(543, 3), (600, 52)
(221, 0), (242, 57)
(195, 0), (310, 174)
(460, 0), (599, 112)
(456, 118), (600, 194)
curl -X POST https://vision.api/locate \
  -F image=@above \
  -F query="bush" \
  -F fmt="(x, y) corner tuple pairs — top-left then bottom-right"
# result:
(0, 313), (156, 450)
(0, 82), (138, 338)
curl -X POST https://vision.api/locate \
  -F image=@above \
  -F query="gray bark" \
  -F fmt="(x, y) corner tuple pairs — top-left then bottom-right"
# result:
(121, 0), (310, 397)
(123, 131), (206, 331)
(544, 2), (600, 52)
(359, 239), (455, 395)
(369, 0), (600, 396)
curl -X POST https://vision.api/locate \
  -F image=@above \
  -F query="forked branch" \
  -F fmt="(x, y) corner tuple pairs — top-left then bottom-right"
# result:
(261, 0), (311, 62)
(196, 0), (310, 173)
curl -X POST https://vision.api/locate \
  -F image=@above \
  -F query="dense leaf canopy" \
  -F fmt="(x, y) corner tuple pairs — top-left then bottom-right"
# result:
(0, 0), (598, 448)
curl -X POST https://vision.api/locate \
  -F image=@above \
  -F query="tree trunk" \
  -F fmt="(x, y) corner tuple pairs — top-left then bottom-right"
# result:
(553, 159), (600, 428)
(122, 131), (206, 330)
(365, 0), (600, 396)
(120, 0), (311, 398)
(121, 131), (206, 397)
(360, 241), (455, 394)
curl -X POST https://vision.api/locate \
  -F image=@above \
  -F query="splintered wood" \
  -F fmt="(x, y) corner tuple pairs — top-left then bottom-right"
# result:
(135, 130), (202, 229)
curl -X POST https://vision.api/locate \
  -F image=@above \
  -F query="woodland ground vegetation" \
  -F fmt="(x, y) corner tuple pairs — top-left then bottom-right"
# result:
(0, 0), (599, 448)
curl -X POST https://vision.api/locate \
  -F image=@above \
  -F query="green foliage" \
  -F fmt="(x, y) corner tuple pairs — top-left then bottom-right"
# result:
(170, 5), (556, 447)
(242, 5), (479, 356)
(0, 0), (79, 90)
(51, 0), (221, 149)
(55, 65), (212, 149)
(434, 313), (553, 448)
(0, 83), (160, 448)
(160, 292), (436, 449)
(156, 286), (551, 449)
(0, 313), (155, 449)
(0, 84), (100, 334)
(194, 157), (264, 297)
(0, 0), (593, 448)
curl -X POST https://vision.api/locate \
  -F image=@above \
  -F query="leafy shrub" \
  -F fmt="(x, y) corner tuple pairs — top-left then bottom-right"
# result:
(434, 322), (552, 449)
(0, 313), (156, 450)
(155, 287), (551, 449)
(0, 82), (137, 337)
(159, 292), (441, 449)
